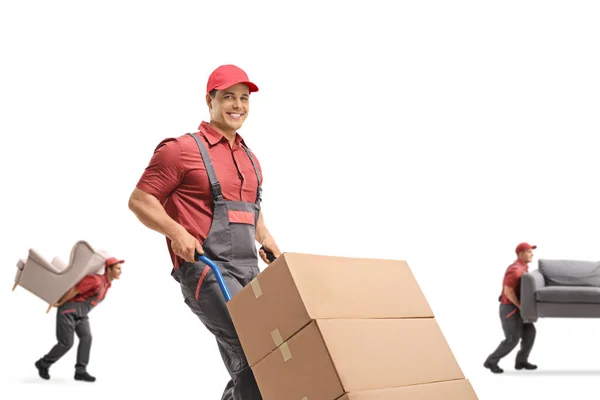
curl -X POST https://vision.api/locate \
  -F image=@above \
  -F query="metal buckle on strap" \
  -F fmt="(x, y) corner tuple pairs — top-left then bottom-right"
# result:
(212, 182), (223, 202)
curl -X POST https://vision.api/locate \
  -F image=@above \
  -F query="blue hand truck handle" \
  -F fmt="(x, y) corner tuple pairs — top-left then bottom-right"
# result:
(194, 251), (232, 302)
(194, 248), (277, 303)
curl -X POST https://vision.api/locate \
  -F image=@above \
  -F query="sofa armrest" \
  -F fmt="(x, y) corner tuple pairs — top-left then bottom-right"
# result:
(521, 269), (545, 322)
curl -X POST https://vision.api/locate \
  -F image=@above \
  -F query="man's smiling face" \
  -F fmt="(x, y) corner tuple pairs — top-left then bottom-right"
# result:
(208, 83), (250, 134)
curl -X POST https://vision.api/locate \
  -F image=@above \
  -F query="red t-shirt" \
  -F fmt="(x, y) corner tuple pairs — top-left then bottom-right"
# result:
(135, 121), (263, 270)
(499, 259), (529, 304)
(72, 274), (111, 303)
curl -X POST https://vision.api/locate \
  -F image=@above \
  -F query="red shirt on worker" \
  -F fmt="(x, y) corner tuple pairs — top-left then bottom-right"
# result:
(73, 274), (111, 303)
(136, 121), (263, 270)
(499, 259), (529, 305)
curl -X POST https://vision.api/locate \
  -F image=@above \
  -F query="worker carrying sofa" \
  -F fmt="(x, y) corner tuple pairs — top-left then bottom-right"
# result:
(484, 242), (539, 374)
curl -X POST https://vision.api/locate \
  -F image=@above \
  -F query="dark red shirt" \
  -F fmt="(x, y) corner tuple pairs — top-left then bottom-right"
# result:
(72, 274), (111, 303)
(136, 121), (263, 270)
(499, 259), (529, 304)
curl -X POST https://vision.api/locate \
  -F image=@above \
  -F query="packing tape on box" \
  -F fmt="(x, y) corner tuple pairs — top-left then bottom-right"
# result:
(271, 329), (283, 347)
(250, 278), (262, 298)
(301, 397), (308, 400)
(280, 343), (292, 362)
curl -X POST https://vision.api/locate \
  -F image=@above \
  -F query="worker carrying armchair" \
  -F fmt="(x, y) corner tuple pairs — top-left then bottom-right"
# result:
(14, 240), (124, 382)
(13, 240), (110, 311)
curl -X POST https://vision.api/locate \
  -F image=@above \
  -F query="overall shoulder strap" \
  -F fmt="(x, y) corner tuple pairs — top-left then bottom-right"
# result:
(240, 144), (262, 205)
(187, 133), (223, 202)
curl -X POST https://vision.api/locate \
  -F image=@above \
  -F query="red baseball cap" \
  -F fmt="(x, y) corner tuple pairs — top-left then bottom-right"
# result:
(206, 64), (259, 94)
(515, 242), (537, 254)
(105, 257), (124, 268)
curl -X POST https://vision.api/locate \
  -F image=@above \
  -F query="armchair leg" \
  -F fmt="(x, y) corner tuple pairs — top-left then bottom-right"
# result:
(12, 282), (18, 291)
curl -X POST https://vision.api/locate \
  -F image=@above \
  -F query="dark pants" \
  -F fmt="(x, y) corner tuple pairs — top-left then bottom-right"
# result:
(175, 261), (262, 400)
(486, 303), (536, 365)
(40, 307), (93, 373)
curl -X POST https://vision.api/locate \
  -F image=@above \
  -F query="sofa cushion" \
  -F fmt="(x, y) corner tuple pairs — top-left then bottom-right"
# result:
(538, 259), (600, 287)
(536, 286), (600, 304)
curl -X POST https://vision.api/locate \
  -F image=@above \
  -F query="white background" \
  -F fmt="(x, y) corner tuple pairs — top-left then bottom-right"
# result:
(1, 0), (600, 399)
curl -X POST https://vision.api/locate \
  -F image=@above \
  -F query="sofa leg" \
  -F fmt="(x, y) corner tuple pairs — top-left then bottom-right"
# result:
(12, 282), (18, 291)
(46, 304), (53, 314)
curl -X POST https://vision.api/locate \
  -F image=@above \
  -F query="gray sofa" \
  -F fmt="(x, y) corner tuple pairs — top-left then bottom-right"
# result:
(521, 259), (600, 323)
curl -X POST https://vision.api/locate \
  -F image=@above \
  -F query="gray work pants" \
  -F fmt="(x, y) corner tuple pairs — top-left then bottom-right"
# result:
(40, 304), (93, 373)
(486, 303), (536, 365)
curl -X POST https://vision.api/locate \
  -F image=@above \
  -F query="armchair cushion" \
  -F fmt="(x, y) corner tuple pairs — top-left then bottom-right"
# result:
(51, 256), (68, 271)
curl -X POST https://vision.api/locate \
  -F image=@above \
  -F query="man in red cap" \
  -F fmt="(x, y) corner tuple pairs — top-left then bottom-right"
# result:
(35, 256), (123, 382)
(484, 242), (538, 374)
(129, 64), (280, 399)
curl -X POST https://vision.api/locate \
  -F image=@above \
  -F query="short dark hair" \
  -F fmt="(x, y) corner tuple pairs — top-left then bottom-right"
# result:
(209, 89), (217, 98)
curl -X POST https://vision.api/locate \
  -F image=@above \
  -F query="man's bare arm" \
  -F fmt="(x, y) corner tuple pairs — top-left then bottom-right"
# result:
(128, 187), (203, 262)
(503, 286), (520, 308)
(128, 188), (187, 240)
(255, 211), (281, 262)
(255, 211), (272, 246)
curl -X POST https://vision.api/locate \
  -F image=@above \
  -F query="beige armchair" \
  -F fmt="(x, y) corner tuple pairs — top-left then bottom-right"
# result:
(13, 240), (109, 311)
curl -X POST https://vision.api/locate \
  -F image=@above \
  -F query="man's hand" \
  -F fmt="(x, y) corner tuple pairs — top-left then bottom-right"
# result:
(170, 228), (204, 263)
(259, 235), (281, 264)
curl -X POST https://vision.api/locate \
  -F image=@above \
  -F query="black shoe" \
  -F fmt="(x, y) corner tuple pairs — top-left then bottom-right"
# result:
(483, 361), (504, 374)
(74, 371), (96, 382)
(515, 361), (537, 370)
(35, 360), (50, 380)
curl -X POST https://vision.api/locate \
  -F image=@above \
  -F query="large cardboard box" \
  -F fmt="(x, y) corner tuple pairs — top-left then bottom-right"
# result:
(227, 252), (433, 366)
(338, 379), (479, 400)
(251, 318), (466, 400)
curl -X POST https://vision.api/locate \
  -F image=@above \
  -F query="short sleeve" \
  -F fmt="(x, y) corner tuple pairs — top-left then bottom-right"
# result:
(136, 138), (185, 204)
(504, 266), (523, 288)
(76, 275), (101, 295)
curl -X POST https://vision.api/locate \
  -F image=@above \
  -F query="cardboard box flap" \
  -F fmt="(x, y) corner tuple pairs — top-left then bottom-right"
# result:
(252, 321), (344, 400)
(252, 318), (467, 400)
(227, 254), (310, 367)
(338, 379), (479, 400)
(317, 318), (464, 392)
(285, 252), (433, 318)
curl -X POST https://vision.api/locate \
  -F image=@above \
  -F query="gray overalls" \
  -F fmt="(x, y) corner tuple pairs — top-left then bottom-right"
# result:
(172, 133), (263, 400)
(40, 275), (108, 373)
(486, 300), (536, 365)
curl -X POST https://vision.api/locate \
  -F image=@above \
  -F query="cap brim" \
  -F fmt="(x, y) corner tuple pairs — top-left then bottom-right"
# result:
(213, 80), (259, 93)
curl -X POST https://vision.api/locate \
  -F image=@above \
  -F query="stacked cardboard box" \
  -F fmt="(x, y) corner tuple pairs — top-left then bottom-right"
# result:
(227, 252), (478, 400)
